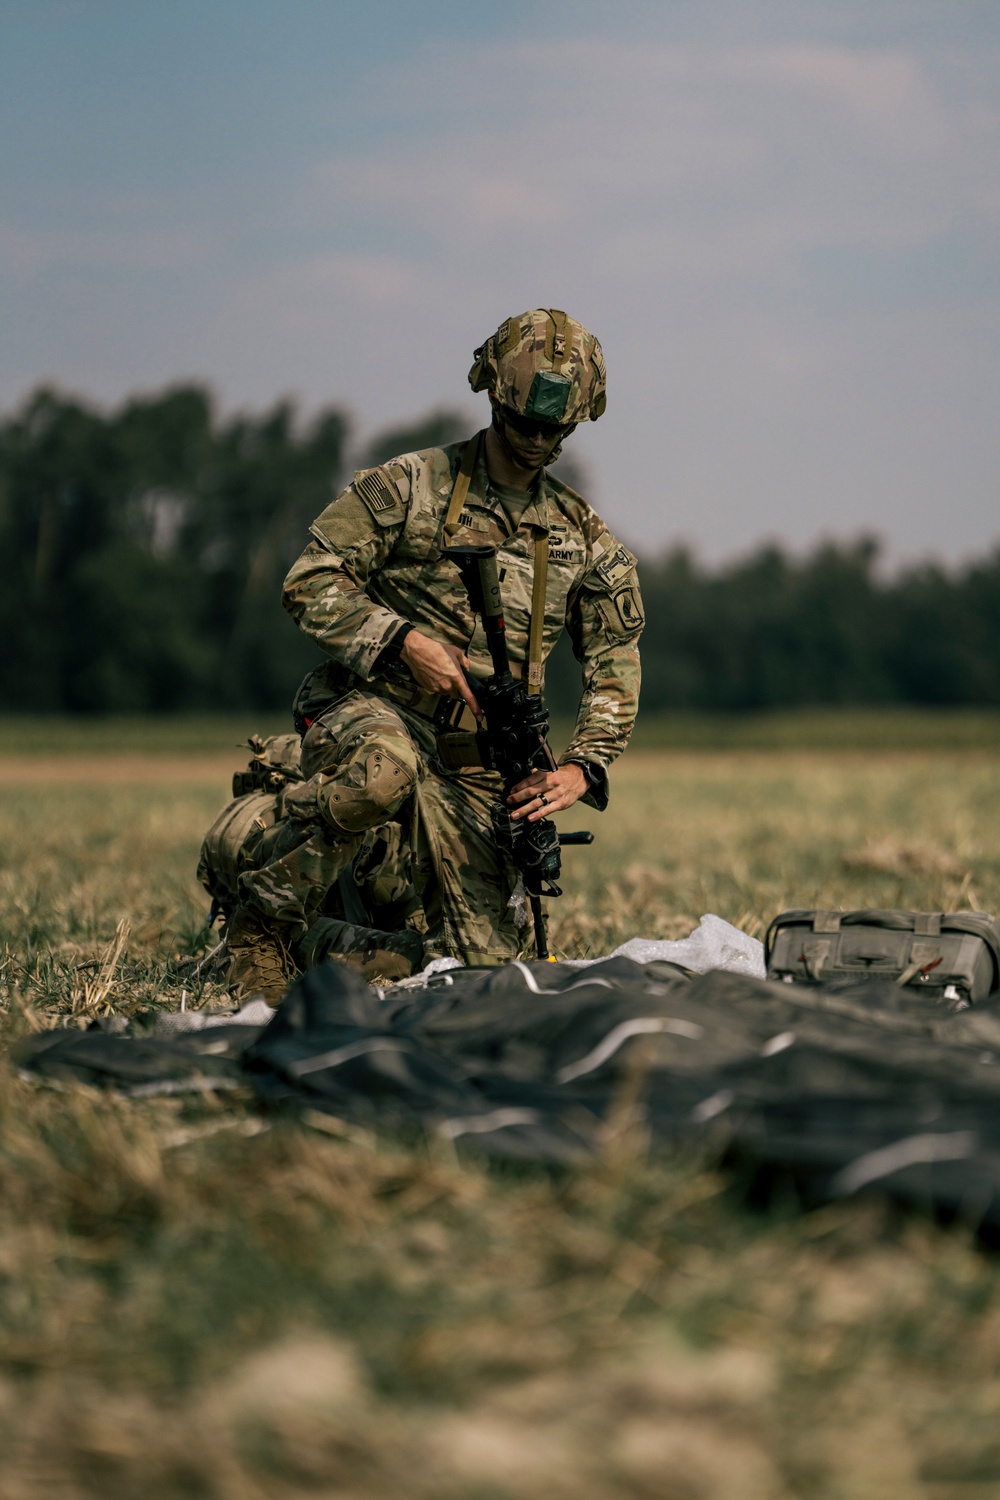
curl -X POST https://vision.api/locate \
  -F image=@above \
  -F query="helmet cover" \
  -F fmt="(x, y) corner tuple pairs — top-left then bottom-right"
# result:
(468, 309), (607, 424)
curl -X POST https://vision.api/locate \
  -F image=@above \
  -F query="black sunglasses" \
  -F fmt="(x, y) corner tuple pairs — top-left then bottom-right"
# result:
(499, 405), (576, 442)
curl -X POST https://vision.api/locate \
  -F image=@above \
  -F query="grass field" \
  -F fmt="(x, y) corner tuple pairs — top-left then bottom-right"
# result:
(2, 715), (1000, 1497)
(0, 705), (998, 756)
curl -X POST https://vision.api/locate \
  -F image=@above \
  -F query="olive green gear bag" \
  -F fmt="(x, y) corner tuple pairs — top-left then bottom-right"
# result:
(196, 790), (282, 907)
(198, 735), (306, 907)
(198, 733), (422, 934)
(765, 909), (1000, 1006)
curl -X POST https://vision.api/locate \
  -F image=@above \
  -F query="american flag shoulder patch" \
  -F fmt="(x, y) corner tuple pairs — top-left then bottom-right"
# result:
(353, 467), (404, 523)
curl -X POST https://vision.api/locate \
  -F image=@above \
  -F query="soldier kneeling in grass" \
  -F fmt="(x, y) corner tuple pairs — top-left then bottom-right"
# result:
(200, 309), (643, 998)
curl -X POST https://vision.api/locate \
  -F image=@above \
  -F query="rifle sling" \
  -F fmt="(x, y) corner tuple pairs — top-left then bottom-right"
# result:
(443, 431), (483, 537)
(443, 427), (549, 697)
(527, 532), (548, 696)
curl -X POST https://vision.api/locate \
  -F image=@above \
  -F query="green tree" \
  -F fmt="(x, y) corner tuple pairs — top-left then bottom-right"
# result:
(0, 385), (348, 712)
(2, 383), (999, 716)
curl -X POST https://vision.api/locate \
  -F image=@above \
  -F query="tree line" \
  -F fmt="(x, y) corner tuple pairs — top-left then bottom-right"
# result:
(2, 384), (998, 716)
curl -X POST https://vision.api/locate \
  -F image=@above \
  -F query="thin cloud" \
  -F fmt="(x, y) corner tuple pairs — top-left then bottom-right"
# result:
(2, 16), (997, 563)
(308, 39), (995, 273)
(0, 222), (206, 275)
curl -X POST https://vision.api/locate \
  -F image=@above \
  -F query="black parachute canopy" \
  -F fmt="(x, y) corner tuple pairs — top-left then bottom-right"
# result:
(15, 956), (1000, 1230)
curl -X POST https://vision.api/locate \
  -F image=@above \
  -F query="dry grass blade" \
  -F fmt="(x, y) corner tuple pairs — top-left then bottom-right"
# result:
(72, 916), (131, 1016)
(2, 732), (1000, 1497)
(187, 939), (226, 980)
(841, 838), (964, 878)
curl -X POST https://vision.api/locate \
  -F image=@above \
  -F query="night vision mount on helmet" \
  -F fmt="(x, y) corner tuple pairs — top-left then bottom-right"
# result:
(468, 308), (607, 427)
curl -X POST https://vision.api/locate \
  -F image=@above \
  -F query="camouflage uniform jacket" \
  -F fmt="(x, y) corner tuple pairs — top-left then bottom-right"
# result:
(283, 433), (643, 780)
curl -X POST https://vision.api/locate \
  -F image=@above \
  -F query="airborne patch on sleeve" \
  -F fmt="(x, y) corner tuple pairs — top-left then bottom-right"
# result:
(353, 467), (404, 525)
(595, 582), (644, 639)
(611, 584), (643, 632)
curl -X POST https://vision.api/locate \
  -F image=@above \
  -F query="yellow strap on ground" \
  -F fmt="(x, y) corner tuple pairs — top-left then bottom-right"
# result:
(527, 532), (549, 696)
(444, 431), (483, 538)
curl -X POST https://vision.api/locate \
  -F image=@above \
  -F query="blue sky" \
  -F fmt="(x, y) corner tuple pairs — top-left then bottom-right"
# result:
(2, 0), (998, 563)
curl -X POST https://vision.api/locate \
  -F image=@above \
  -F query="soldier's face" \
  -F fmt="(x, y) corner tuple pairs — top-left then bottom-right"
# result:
(492, 399), (575, 468)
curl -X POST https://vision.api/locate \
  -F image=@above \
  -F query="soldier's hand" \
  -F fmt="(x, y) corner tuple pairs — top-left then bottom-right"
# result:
(508, 763), (587, 821)
(400, 630), (482, 718)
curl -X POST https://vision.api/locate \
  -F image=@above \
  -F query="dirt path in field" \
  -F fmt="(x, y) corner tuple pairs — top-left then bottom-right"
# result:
(2, 744), (994, 789)
(0, 754), (241, 785)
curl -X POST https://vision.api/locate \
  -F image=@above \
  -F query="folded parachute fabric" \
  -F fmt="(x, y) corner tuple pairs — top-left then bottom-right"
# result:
(14, 954), (1000, 1230)
(13, 1020), (259, 1096)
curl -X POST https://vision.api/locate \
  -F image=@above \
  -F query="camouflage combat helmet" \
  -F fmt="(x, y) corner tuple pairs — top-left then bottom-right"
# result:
(468, 309), (607, 425)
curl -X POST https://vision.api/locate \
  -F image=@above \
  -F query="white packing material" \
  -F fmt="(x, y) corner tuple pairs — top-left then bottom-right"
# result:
(406, 915), (766, 984)
(602, 914), (766, 979)
(152, 997), (276, 1033)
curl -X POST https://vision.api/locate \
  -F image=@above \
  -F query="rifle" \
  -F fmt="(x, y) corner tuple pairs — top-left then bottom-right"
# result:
(443, 544), (593, 960)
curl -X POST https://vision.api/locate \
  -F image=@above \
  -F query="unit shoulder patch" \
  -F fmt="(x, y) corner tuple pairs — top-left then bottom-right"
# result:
(595, 581), (644, 638)
(611, 583), (643, 632)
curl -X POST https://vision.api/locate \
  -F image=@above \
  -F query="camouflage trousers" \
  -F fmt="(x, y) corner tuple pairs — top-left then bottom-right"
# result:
(238, 689), (526, 965)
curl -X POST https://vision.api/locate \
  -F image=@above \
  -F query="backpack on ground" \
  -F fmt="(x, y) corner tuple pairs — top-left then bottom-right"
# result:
(765, 909), (1000, 1006)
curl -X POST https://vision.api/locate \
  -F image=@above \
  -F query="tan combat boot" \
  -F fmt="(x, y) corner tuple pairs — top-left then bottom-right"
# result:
(224, 906), (299, 1005)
